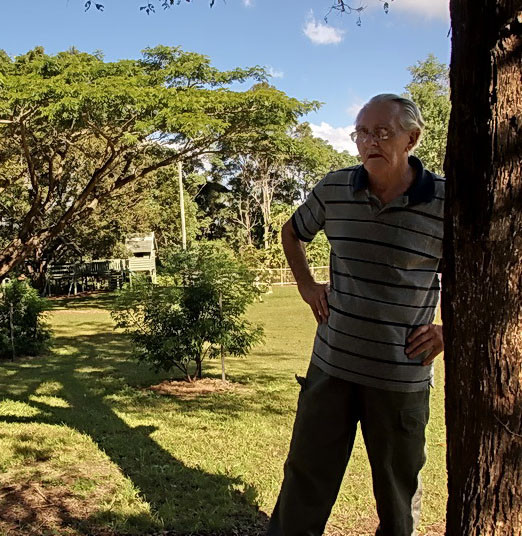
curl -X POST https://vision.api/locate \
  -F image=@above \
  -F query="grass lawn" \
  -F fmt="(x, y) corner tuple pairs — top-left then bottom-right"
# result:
(0, 287), (447, 536)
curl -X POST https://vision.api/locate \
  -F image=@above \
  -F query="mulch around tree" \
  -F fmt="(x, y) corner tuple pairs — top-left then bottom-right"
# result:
(147, 378), (249, 400)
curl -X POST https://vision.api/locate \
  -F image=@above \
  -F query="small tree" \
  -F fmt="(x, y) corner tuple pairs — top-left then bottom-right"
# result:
(112, 243), (264, 382)
(0, 279), (51, 359)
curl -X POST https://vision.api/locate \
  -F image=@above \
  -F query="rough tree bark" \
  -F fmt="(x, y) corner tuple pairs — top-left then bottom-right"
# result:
(442, 2), (522, 535)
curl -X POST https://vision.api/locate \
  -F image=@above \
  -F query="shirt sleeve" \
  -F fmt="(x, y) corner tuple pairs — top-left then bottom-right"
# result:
(291, 177), (326, 242)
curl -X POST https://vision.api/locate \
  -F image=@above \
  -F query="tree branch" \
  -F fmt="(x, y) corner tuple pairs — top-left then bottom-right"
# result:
(19, 120), (38, 193)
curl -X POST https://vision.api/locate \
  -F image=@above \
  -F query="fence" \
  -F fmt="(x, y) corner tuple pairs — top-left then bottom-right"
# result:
(42, 261), (327, 295)
(262, 266), (329, 286)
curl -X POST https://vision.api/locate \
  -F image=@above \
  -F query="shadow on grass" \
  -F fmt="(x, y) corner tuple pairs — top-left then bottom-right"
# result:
(0, 329), (271, 534)
(46, 291), (118, 311)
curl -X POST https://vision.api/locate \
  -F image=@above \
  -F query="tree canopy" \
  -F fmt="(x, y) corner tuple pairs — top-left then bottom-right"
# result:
(0, 45), (317, 279)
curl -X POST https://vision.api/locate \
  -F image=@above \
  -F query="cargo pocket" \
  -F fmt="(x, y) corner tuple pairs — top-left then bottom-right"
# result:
(399, 407), (428, 435)
(294, 374), (307, 411)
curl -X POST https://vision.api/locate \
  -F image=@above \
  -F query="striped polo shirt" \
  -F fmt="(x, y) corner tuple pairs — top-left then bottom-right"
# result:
(292, 156), (445, 392)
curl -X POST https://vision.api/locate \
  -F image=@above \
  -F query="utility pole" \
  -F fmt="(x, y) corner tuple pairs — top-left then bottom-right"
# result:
(178, 161), (187, 250)
(9, 303), (15, 361)
(219, 291), (226, 382)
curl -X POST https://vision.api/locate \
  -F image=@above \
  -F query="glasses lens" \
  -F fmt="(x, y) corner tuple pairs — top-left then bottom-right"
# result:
(351, 129), (369, 143)
(375, 127), (390, 140)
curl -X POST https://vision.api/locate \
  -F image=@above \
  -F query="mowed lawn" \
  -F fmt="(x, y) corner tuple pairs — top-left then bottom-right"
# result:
(0, 287), (447, 536)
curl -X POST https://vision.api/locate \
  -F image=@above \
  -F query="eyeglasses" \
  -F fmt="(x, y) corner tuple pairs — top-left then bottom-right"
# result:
(350, 127), (395, 144)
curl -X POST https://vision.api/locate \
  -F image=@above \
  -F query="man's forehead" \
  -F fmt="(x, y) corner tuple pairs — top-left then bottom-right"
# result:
(356, 101), (401, 126)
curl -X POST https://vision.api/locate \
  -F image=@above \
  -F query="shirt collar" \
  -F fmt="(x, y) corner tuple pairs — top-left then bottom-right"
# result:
(353, 155), (435, 205)
(352, 164), (369, 192)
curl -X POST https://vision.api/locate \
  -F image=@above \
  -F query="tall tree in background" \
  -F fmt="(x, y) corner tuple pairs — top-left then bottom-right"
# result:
(405, 54), (450, 175)
(213, 120), (354, 252)
(0, 46), (314, 280)
(19, 159), (206, 288)
(442, 2), (521, 535)
(290, 122), (358, 202)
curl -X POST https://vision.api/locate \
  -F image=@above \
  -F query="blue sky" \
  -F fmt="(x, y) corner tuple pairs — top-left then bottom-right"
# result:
(2, 0), (451, 154)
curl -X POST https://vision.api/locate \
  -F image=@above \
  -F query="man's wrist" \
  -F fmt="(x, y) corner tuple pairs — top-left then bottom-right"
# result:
(295, 273), (315, 288)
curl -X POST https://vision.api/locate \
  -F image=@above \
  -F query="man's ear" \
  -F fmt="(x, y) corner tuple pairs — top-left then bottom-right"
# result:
(407, 129), (421, 152)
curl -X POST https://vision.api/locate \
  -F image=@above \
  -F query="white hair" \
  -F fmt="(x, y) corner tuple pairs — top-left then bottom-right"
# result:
(357, 93), (425, 151)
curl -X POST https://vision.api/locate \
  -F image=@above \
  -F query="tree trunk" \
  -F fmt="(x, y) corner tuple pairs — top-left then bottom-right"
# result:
(244, 198), (253, 247)
(25, 250), (49, 292)
(443, 3), (522, 535)
(0, 234), (51, 282)
(262, 176), (271, 250)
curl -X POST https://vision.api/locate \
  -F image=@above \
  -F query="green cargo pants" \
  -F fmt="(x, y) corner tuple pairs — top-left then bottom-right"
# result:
(267, 362), (430, 536)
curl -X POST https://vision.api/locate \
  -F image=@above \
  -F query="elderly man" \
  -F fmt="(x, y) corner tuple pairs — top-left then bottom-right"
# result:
(267, 94), (444, 536)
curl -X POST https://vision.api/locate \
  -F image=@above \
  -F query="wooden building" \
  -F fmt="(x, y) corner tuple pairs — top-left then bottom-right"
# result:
(125, 232), (157, 284)
(44, 232), (158, 296)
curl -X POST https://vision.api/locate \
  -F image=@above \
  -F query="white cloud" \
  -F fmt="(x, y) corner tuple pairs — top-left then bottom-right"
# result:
(266, 66), (284, 79)
(345, 97), (369, 121)
(383, 0), (449, 20)
(303, 11), (345, 45)
(242, 0), (253, 6)
(309, 122), (358, 156)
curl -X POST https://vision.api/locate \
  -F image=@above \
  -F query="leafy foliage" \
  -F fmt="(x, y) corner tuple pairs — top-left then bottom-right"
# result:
(59, 164), (204, 262)
(405, 54), (450, 175)
(0, 279), (51, 358)
(112, 243), (264, 381)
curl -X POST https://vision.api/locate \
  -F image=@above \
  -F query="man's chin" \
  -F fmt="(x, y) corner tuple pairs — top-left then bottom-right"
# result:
(363, 158), (388, 175)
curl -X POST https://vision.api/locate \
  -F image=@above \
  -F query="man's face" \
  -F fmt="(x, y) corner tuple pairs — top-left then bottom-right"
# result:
(355, 101), (416, 176)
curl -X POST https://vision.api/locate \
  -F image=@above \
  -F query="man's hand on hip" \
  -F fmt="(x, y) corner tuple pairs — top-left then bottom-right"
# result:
(405, 324), (444, 366)
(298, 282), (330, 324)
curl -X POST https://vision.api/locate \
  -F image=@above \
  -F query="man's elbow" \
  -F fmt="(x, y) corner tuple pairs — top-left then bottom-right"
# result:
(282, 219), (297, 243)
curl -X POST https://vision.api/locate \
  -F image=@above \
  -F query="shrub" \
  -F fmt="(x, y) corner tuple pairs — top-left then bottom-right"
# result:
(0, 279), (52, 359)
(112, 243), (264, 381)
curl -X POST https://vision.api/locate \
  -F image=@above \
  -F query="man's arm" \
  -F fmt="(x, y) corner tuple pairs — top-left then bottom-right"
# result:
(282, 219), (329, 324)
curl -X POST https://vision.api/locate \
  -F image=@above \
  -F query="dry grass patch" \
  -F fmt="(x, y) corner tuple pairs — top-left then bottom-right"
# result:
(0, 477), (92, 536)
(0, 424), (150, 536)
(0, 463), (122, 536)
(422, 521), (446, 535)
(324, 515), (379, 535)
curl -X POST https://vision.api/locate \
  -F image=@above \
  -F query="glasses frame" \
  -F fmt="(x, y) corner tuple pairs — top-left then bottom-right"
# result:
(350, 127), (396, 144)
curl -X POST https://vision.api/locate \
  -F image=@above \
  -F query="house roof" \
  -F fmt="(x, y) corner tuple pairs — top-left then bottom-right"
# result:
(125, 233), (156, 254)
